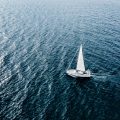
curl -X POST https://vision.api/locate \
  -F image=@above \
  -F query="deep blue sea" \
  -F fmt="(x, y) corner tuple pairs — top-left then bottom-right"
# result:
(0, 0), (120, 120)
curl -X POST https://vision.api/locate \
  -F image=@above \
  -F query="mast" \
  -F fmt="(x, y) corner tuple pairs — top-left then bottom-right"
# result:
(76, 44), (85, 71)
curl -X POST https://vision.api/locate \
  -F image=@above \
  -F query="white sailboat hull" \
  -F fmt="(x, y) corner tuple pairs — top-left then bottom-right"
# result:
(66, 69), (91, 78)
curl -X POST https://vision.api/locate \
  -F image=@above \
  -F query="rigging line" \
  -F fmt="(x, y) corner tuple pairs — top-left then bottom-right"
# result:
(67, 47), (79, 69)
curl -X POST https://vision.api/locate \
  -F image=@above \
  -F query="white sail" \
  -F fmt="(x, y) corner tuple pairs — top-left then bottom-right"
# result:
(76, 45), (85, 71)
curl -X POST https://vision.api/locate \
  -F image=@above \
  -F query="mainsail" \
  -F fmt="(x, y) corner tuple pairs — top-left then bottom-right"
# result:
(76, 45), (85, 71)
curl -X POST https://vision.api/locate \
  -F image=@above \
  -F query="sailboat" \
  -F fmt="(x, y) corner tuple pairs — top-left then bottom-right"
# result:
(66, 44), (91, 78)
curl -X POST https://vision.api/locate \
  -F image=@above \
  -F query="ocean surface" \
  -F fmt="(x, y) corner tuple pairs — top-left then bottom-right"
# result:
(0, 0), (120, 120)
